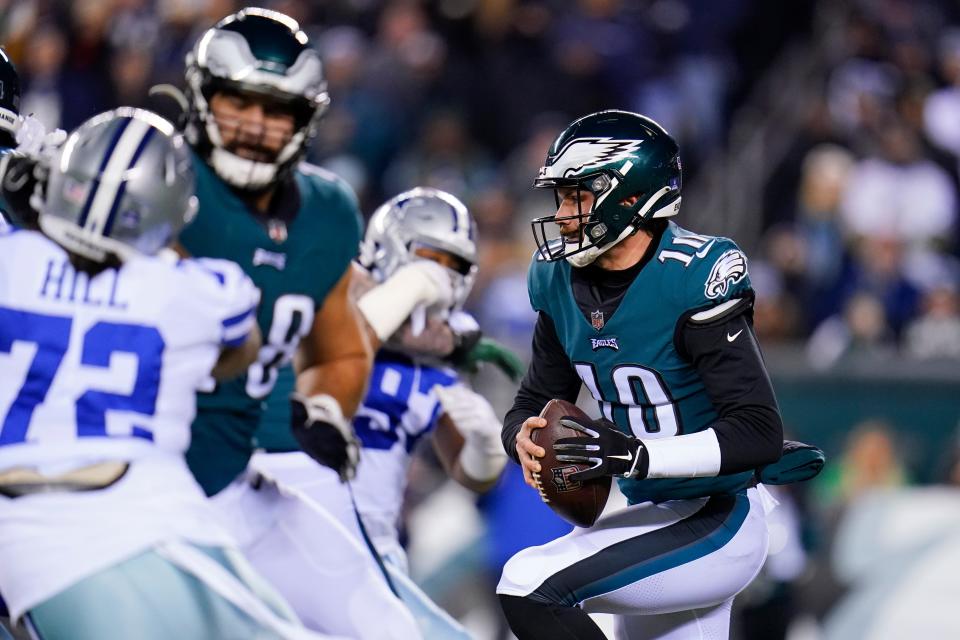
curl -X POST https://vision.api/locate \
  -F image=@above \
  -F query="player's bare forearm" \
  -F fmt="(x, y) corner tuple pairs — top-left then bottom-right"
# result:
(211, 324), (262, 380)
(433, 415), (499, 493)
(296, 268), (373, 417)
(451, 461), (499, 493)
(297, 351), (370, 417)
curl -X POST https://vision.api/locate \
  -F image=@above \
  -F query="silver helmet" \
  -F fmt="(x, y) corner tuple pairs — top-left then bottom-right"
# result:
(360, 187), (479, 308)
(39, 108), (197, 263)
(185, 7), (330, 190)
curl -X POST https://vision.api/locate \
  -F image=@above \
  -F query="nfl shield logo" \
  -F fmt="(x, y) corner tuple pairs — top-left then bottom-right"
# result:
(267, 218), (288, 243)
(552, 466), (583, 493)
(591, 310), (604, 330)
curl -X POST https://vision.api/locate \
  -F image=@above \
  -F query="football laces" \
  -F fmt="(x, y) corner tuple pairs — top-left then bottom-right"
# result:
(531, 468), (550, 503)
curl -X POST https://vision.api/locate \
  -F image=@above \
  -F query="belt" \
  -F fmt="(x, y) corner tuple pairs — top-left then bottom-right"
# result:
(0, 461), (129, 498)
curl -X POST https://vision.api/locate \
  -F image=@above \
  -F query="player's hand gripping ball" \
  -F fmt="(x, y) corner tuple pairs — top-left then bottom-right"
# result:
(529, 399), (611, 528)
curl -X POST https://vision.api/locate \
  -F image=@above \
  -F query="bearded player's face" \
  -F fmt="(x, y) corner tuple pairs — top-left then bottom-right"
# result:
(209, 90), (296, 163)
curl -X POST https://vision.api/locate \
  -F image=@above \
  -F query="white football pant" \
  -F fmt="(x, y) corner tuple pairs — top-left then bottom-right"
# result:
(211, 452), (422, 640)
(498, 486), (774, 640)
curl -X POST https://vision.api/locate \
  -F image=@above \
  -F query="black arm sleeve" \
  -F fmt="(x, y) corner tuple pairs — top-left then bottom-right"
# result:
(502, 312), (583, 462)
(675, 301), (783, 474)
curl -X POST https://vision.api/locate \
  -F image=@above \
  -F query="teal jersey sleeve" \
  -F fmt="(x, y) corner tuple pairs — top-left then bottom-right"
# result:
(676, 236), (752, 312)
(527, 250), (549, 313)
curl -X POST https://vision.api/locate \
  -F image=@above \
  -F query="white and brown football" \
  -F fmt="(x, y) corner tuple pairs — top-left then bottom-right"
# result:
(530, 399), (611, 528)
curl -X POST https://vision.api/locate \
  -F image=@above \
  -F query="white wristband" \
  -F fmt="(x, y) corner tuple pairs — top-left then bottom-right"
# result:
(643, 428), (722, 479)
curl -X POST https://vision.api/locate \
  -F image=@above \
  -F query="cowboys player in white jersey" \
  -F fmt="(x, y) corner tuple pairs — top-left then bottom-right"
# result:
(0, 108), (337, 639)
(223, 187), (510, 640)
(344, 188), (509, 637)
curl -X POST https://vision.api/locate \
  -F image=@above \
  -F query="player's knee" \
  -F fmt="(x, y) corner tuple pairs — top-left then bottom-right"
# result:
(497, 548), (543, 597)
(498, 594), (606, 640)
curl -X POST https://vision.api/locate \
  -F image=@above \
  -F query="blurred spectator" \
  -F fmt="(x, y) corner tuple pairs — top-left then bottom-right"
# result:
(816, 420), (908, 509)
(17, 24), (66, 130)
(806, 292), (897, 369)
(796, 145), (853, 289)
(798, 419), (911, 629)
(923, 28), (960, 159)
(765, 145), (855, 330)
(110, 46), (154, 109)
(842, 235), (921, 335)
(839, 118), (956, 249)
(749, 259), (803, 343)
(826, 57), (899, 141)
(903, 282), (960, 358)
(383, 108), (499, 202)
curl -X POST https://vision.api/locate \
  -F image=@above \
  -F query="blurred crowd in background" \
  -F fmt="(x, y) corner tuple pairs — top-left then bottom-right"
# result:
(2, 0), (959, 638)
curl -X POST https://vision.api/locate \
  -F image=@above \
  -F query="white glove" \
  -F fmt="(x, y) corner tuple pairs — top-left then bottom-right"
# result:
(433, 384), (507, 482)
(15, 114), (66, 160)
(357, 260), (455, 341)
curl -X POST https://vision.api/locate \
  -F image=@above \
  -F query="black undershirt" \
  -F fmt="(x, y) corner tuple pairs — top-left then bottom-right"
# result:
(503, 241), (783, 475)
(234, 174), (301, 227)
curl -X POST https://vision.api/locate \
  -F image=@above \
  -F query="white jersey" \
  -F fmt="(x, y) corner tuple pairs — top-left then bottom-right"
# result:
(0, 229), (259, 618)
(349, 351), (458, 542)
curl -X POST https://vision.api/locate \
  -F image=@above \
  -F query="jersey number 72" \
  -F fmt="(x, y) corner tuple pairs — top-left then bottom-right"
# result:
(0, 306), (163, 445)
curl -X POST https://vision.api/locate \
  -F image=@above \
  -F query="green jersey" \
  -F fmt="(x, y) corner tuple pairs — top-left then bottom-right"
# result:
(528, 222), (756, 504)
(180, 155), (362, 495)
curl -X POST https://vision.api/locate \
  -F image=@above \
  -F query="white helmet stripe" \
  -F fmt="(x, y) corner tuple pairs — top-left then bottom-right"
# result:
(83, 118), (154, 235)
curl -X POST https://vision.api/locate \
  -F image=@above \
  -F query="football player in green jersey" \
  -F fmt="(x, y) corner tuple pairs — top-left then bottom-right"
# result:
(175, 8), (426, 639)
(497, 110), (821, 640)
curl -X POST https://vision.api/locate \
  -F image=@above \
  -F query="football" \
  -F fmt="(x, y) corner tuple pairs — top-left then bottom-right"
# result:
(530, 399), (611, 528)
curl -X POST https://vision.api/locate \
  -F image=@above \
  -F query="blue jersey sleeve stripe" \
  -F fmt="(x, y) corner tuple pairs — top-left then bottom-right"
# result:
(221, 332), (249, 348)
(222, 316), (255, 343)
(222, 305), (256, 329)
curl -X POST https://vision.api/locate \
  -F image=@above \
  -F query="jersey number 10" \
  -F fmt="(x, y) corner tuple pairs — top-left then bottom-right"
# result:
(574, 362), (680, 438)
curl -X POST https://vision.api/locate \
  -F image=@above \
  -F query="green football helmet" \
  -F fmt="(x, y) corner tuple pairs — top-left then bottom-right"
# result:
(184, 7), (329, 190)
(532, 110), (682, 266)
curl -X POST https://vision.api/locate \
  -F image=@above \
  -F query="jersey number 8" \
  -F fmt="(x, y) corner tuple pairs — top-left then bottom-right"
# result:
(245, 294), (314, 399)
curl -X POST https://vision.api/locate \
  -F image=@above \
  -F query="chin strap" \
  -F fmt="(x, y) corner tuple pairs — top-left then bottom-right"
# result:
(565, 222), (638, 268)
(209, 147), (278, 190)
(564, 187), (679, 267)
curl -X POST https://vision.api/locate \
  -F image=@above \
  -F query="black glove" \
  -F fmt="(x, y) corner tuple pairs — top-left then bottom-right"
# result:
(290, 393), (360, 482)
(0, 152), (44, 229)
(554, 417), (649, 482)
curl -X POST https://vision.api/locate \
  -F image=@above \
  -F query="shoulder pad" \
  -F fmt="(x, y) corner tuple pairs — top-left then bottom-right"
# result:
(527, 249), (561, 312)
(678, 236), (752, 311)
(297, 162), (358, 203)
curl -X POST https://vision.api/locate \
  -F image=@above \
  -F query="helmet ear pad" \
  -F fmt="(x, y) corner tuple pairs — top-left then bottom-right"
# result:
(580, 175), (679, 249)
